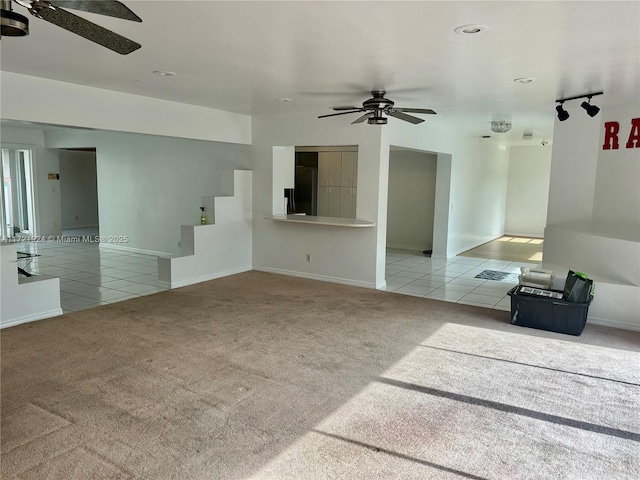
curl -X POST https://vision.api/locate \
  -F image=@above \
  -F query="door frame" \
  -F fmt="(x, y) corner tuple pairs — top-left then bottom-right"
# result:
(1, 143), (40, 238)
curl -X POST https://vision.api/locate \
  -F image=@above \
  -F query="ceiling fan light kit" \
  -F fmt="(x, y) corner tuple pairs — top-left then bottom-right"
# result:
(318, 90), (436, 126)
(0, 0), (142, 54)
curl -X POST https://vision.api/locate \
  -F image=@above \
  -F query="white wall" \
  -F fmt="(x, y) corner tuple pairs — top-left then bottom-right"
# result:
(45, 129), (251, 255)
(504, 146), (552, 237)
(1, 244), (62, 328)
(591, 106), (640, 239)
(545, 100), (639, 243)
(59, 150), (99, 229)
(543, 100), (639, 330)
(546, 105), (600, 226)
(0, 127), (62, 237)
(253, 111), (510, 289)
(387, 149), (437, 251)
(252, 112), (384, 288)
(1, 72), (251, 144)
(382, 119), (511, 259)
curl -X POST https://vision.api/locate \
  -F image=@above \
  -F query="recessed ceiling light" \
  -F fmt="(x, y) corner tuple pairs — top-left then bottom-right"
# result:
(278, 98), (293, 102)
(153, 70), (177, 77)
(454, 24), (489, 35)
(514, 77), (536, 84)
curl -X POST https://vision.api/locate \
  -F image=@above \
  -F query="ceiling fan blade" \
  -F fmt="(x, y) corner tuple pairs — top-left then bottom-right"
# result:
(332, 106), (361, 111)
(318, 110), (364, 119)
(386, 111), (425, 124)
(351, 113), (370, 124)
(36, 6), (141, 54)
(394, 107), (437, 115)
(51, 1), (142, 22)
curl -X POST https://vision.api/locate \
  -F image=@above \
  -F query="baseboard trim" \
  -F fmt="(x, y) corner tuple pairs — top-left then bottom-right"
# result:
(454, 234), (503, 257)
(169, 266), (252, 289)
(0, 308), (63, 329)
(62, 224), (99, 231)
(504, 232), (544, 239)
(253, 267), (377, 289)
(587, 316), (640, 332)
(99, 243), (171, 258)
(386, 243), (429, 253)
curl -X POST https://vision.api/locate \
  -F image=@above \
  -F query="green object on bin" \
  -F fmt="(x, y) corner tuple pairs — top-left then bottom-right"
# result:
(573, 270), (589, 280)
(573, 270), (595, 296)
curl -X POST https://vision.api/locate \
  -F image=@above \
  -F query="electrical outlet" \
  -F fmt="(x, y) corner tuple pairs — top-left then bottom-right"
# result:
(305, 254), (311, 262)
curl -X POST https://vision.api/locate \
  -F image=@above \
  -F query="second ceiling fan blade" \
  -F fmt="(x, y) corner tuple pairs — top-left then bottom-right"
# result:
(37, 6), (141, 54)
(394, 107), (437, 115)
(351, 113), (370, 124)
(387, 111), (425, 124)
(318, 110), (364, 119)
(52, 1), (142, 22)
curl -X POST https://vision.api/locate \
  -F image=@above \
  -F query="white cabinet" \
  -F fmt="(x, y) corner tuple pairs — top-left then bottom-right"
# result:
(340, 152), (357, 187)
(340, 187), (357, 218)
(317, 186), (341, 217)
(317, 151), (358, 218)
(318, 152), (342, 187)
(317, 186), (328, 216)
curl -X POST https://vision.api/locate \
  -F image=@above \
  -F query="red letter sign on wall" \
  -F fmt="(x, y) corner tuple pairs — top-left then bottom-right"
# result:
(602, 122), (620, 150)
(626, 118), (640, 149)
(602, 118), (640, 150)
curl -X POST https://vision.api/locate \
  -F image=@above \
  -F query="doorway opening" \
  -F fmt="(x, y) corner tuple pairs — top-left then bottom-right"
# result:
(1, 146), (37, 239)
(386, 147), (438, 253)
(59, 148), (99, 238)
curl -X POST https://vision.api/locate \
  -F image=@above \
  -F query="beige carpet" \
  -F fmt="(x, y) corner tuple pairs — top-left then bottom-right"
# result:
(1, 271), (639, 479)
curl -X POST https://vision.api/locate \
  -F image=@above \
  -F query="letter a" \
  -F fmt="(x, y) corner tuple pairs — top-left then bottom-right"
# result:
(625, 118), (640, 149)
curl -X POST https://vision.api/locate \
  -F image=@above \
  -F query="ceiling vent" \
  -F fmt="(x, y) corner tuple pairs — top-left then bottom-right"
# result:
(523, 131), (533, 140)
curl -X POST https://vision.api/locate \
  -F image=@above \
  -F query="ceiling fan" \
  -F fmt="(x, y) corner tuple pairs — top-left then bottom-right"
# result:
(318, 90), (437, 125)
(0, 0), (142, 54)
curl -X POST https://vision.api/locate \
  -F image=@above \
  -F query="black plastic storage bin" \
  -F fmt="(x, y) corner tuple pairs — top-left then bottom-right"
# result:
(507, 286), (593, 336)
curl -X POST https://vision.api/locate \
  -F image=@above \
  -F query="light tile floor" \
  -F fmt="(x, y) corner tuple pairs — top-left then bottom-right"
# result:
(15, 241), (538, 315)
(16, 240), (167, 314)
(384, 248), (541, 311)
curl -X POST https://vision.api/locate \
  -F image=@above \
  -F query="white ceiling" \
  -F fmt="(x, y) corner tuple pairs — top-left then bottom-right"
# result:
(1, 1), (639, 145)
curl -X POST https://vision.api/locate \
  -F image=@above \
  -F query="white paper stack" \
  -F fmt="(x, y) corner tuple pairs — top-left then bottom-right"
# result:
(519, 268), (554, 289)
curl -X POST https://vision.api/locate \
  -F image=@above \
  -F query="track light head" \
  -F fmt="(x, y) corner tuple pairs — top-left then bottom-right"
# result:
(581, 98), (600, 117)
(556, 103), (570, 122)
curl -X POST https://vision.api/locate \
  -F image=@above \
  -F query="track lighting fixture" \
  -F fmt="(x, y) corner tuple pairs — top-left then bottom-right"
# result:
(555, 91), (603, 121)
(556, 103), (570, 122)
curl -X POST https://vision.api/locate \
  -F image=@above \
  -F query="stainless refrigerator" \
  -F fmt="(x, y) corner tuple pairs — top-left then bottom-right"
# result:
(293, 165), (317, 215)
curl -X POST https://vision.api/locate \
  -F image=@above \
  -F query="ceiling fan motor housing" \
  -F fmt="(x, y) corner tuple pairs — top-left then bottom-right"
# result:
(368, 116), (388, 125)
(1, 0), (29, 36)
(363, 91), (394, 111)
